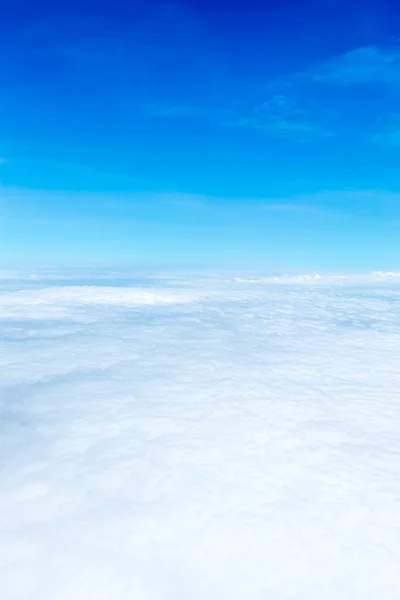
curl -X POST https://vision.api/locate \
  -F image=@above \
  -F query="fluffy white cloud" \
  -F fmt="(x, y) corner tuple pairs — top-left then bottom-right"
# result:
(1, 273), (400, 599)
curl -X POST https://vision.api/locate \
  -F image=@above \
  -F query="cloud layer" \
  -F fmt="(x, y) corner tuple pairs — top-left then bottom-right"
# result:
(1, 273), (400, 599)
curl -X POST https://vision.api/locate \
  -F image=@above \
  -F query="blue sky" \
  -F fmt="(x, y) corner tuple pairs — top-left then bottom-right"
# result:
(2, 0), (400, 269)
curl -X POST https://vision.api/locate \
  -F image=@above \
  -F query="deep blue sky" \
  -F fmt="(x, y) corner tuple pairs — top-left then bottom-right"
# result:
(2, 0), (400, 269)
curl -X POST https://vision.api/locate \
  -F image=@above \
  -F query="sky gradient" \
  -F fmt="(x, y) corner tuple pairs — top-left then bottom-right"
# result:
(2, 0), (400, 269)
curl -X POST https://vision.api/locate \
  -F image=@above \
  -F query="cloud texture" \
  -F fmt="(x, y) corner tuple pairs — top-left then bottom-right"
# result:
(1, 273), (400, 599)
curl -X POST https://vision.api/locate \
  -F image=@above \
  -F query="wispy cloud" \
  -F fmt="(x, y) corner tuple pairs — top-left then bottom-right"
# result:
(141, 46), (400, 144)
(306, 45), (400, 86)
(226, 94), (332, 141)
(226, 45), (400, 142)
(140, 91), (332, 142)
(260, 45), (400, 145)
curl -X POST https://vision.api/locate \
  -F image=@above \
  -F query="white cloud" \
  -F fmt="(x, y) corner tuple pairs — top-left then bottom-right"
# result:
(1, 273), (400, 599)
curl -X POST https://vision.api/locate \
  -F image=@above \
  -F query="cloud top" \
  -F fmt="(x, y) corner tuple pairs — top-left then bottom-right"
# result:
(1, 273), (400, 599)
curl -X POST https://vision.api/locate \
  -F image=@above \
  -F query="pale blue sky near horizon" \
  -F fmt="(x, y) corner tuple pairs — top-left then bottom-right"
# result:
(2, 0), (400, 269)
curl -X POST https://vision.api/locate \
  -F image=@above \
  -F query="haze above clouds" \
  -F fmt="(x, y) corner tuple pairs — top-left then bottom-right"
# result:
(1, 272), (400, 599)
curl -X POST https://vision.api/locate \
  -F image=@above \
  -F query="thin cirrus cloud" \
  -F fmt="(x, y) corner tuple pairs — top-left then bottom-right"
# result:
(250, 46), (400, 142)
(142, 93), (333, 142)
(140, 46), (400, 141)
(280, 45), (400, 146)
(306, 45), (400, 86)
(226, 94), (333, 141)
